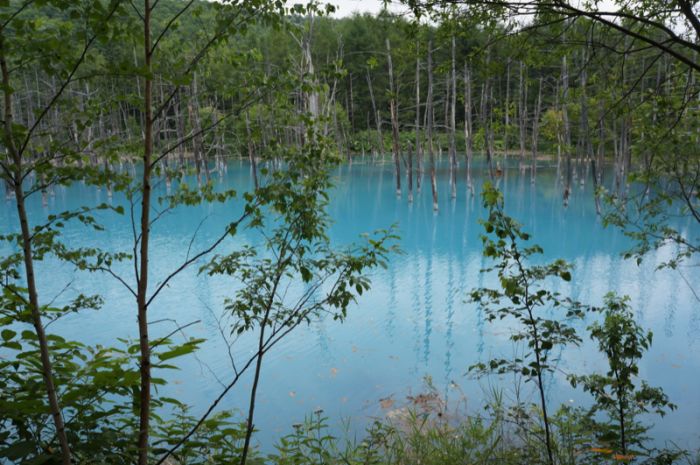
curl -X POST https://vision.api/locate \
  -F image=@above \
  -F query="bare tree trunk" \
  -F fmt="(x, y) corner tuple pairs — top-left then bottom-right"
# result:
(579, 50), (594, 194)
(464, 62), (474, 196)
(348, 72), (355, 133)
(189, 73), (208, 185)
(531, 77), (543, 184)
(427, 38), (438, 211)
(596, 98), (606, 195)
(302, 20), (319, 120)
(518, 61), (528, 166)
(245, 110), (258, 189)
(444, 72), (450, 134)
(504, 59), (511, 158)
(620, 116), (631, 198)
(480, 49), (495, 180)
(562, 55), (572, 207)
(449, 36), (457, 199)
(175, 88), (187, 170)
(386, 39), (401, 196)
(366, 69), (382, 157)
(415, 45), (423, 192)
(612, 117), (620, 191)
(408, 142), (414, 203)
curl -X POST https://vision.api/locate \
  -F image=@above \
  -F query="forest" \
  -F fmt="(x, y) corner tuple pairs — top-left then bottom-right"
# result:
(1, 0), (699, 464)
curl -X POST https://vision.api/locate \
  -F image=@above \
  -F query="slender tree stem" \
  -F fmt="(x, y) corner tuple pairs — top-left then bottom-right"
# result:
(137, 1), (153, 463)
(1, 31), (72, 465)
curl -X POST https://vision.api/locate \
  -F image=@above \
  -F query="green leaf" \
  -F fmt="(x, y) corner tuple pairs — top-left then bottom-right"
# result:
(157, 343), (199, 361)
(0, 441), (36, 460)
(1, 329), (16, 341)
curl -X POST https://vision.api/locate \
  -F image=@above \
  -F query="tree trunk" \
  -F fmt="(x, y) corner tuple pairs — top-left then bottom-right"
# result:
(366, 69), (382, 157)
(348, 72), (355, 132)
(449, 36), (457, 199)
(386, 39), (401, 196)
(415, 45), (423, 192)
(408, 142), (414, 203)
(562, 55), (572, 207)
(504, 59), (511, 158)
(245, 110), (258, 189)
(1, 32), (72, 465)
(188, 74), (208, 185)
(464, 62), (474, 196)
(137, 2), (154, 462)
(518, 61), (528, 166)
(531, 77), (543, 184)
(427, 38), (438, 211)
(481, 50), (495, 180)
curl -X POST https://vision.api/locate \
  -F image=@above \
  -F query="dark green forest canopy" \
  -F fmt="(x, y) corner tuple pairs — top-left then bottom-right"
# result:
(5, 0), (698, 160)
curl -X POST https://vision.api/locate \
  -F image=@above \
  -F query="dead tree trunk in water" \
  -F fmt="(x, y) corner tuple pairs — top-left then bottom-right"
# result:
(366, 69), (382, 157)
(449, 36), (457, 199)
(464, 62), (474, 196)
(578, 48), (593, 188)
(427, 38), (438, 211)
(386, 38), (401, 196)
(415, 45), (423, 192)
(189, 73), (208, 185)
(593, 99), (605, 214)
(531, 77), (543, 184)
(518, 61), (528, 167)
(504, 59), (511, 158)
(408, 142), (414, 203)
(480, 50), (495, 180)
(619, 116), (631, 199)
(444, 73), (450, 137)
(245, 110), (258, 189)
(562, 55), (573, 207)
(175, 88), (187, 169)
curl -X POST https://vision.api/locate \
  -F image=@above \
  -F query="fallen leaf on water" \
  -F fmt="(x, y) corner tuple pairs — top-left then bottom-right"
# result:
(330, 368), (338, 377)
(340, 396), (348, 403)
(379, 396), (395, 409)
(352, 345), (358, 353)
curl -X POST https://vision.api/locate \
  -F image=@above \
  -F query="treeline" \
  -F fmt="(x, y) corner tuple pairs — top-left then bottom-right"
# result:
(5, 1), (698, 208)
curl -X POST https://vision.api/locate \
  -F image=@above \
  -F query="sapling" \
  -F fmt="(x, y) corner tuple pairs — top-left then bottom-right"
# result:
(569, 293), (677, 458)
(470, 182), (587, 465)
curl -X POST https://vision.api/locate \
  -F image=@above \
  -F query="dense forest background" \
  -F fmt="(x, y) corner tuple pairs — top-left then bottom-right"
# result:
(6, 0), (697, 207)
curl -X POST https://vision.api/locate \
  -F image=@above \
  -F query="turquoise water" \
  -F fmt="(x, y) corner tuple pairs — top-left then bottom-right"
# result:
(1, 158), (699, 450)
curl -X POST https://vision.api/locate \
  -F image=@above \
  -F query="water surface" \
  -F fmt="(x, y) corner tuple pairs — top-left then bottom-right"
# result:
(1, 158), (698, 450)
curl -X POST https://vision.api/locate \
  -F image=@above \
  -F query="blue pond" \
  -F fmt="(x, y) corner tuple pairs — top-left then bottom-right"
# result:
(1, 158), (699, 450)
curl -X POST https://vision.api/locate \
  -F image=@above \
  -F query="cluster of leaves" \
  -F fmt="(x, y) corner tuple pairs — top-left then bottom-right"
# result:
(569, 294), (678, 458)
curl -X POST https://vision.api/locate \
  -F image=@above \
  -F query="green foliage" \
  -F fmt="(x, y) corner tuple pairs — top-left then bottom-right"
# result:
(469, 182), (589, 464)
(269, 412), (383, 465)
(569, 293), (677, 458)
